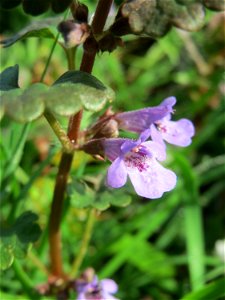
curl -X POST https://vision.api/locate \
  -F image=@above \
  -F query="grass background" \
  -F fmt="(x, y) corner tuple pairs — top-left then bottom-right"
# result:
(0, 2), (224, 299)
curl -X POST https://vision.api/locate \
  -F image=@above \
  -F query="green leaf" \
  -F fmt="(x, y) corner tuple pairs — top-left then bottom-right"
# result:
(3, 123), (31, 178)
(1, 70), (115, 122)
(54, 70), (106, 90)
(69, 177), (132, 211)
(2, 83), (47, 122)
(0, 211), (42, 270)
(0, 65), (19, 91)
(0, 236), (15, 270)
(101, 234), (174, 278)
(182, 278), (225, 300)
(96, 189), (132, 210)
(45, 83), (82, 116)
(0, 292), (30, 300)
(53, 71), (115, 113)
(174, 153), (205, 291)
(13, 211), (42, 244)
(0, 17), (60, 48)
(69, 181), (95, 209)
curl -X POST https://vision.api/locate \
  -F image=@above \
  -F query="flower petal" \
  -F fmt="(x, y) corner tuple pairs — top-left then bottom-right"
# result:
(139, 129), (151, 143)
(115, 105), (171, 133)
(101, 279), (118, 293)
(77, 292), (86, 300)
(150, 124), (165, 146)
(106, 157), (127, 188)
(142, 140), (166, 161)
(160, 96), (176, 109)
(161, 118), (195, 147)
(128, 159), (177, 199)
(103, 138), (125, 161)
(121, 139), (138, 154)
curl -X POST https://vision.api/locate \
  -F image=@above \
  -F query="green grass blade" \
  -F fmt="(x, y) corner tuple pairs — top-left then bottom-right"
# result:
(175, 153), (205, 291)
(4, 123), (31, 178)
(182, 278), (225, 300)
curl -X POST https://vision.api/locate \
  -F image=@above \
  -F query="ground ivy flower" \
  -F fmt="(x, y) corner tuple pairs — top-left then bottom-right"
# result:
(102, 130), (177, 199)
(115, 99), (173, 133)
(116, 97), (195, 147)
(76, 275), (119, 300)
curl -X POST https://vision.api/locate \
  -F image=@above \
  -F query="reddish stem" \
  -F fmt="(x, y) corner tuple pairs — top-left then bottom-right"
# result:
(48, 0), (113, 278)
(49, 152), (73, 276)
(68, 0), (113, 140)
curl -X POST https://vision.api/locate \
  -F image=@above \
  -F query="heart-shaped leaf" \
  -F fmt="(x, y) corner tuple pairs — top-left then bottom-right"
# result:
(0, 17), (61, 48)
(0, 211), (42, 270)
(0, 67), (115, 122)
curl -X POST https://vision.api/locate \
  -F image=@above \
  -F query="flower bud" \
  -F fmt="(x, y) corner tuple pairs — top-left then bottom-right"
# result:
(80, 138), (105, 158)
(58, 20), (90, 48)
(71, 2), (89, 23)
(91, 117), (119, 139)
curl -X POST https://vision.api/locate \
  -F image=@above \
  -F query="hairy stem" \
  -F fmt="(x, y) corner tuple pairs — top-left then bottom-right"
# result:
(70, 208), (96, 278)
(48, 0), (113, 278)
(44, 110), (74, 153)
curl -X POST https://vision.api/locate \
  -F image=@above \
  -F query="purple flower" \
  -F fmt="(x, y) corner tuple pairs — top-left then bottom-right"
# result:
(76, 276), (119, 300)
(115, 99), (173, 133)
(103, 130), (177, 199)
(116, 97), (195, 147)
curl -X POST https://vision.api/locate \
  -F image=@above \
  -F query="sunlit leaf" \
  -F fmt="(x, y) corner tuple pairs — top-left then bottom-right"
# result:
(0, 236), (15, 271)
(0, 68), (115, 122)
(3, 84), (47, 122)
(45, 83), (83, 116)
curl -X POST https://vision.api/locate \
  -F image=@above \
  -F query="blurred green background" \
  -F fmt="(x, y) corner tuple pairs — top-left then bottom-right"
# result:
(0, 2), (225, 300)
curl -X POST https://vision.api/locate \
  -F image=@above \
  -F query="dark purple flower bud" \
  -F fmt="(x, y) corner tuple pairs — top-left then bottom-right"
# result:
(71, 2), (89, 23)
